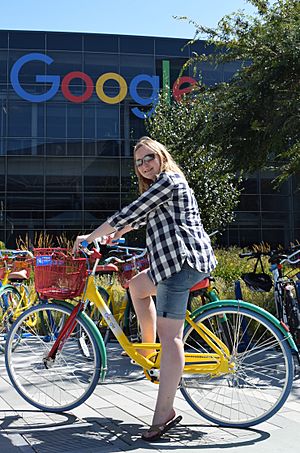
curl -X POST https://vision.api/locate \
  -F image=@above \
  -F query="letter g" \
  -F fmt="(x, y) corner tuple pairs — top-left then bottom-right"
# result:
(10, 53), (60, 102)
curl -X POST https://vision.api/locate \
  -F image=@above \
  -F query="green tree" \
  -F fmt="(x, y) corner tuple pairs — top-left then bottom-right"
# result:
(146, 95), (241, 234)
(179, 0), (299, 185)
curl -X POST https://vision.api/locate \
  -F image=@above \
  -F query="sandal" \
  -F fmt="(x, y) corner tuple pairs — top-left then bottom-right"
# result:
(141, 413), (182, 441)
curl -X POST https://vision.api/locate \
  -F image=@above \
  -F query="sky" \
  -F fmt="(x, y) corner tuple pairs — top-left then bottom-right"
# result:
(0, 0), (263, 39)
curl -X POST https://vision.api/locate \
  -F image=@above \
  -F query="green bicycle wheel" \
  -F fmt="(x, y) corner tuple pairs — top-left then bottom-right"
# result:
(0, 286), (22, 352)
(181, 305), (294, 428)
(5, 302), (102, 412)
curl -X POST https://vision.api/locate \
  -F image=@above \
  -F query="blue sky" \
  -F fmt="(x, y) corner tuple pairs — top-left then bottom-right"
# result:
(0, 0), (263, 38)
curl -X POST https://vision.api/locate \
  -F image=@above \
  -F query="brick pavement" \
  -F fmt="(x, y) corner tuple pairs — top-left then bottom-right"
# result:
(0, 343), (300, 453)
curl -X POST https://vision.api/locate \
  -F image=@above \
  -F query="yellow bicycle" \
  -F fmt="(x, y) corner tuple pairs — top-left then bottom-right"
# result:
(5, 242), (298, 428)
(92, 245), (148, 344)
(0, 249), (37, 352)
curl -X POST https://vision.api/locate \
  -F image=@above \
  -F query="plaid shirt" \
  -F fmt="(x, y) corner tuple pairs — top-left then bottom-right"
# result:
(107, 172), (217, 285)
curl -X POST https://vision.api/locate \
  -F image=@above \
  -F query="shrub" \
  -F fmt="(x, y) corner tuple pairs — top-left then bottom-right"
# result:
(211, 247), (275, 314)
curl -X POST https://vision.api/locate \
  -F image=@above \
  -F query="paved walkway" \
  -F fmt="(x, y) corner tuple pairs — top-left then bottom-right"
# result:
(0, 343), (300, 453)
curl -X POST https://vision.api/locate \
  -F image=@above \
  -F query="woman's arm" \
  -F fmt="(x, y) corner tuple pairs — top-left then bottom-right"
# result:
(111, 224), (133, 240)
(73, 173), (173, 253)
(73, 221), (115, 253)
(73, 222), (134, 253)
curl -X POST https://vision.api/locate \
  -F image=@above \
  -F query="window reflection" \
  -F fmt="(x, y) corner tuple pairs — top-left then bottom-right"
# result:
(84, 53), (119, 79)
(120, 55), (154, 81)
(10, 31), (45, 50)
(7, 157), (44, 192)
(95, 103), (119, 138)
(83, 157), (120, 192)
(0, 51), (8, 83)
(0, 31), (298, 246)
(45, 157), (82, 192)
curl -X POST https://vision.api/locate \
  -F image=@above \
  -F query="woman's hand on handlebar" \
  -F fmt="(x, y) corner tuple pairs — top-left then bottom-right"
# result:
(106, 231), (123, 245)
(73, 234), (90, 254)
(72, 222), (132, 253)
(73, 233), (117, 254)
(106, 225), (132, 245)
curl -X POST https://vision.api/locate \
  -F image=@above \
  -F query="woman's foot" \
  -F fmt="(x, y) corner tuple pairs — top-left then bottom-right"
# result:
(141, 411), (182, 441)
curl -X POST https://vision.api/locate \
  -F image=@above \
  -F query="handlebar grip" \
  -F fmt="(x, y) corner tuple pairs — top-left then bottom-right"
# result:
(112, 238), (126, 245)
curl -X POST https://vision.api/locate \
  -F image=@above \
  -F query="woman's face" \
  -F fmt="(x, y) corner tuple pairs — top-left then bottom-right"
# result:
(135, 145), (161, 181)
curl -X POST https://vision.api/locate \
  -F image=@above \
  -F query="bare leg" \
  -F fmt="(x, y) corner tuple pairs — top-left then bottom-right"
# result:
(129, 269), (157, 356)
(151, 317), (185, 426)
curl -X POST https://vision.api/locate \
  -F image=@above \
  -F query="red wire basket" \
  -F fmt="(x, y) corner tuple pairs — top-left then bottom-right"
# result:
(34, 248), (87, 299)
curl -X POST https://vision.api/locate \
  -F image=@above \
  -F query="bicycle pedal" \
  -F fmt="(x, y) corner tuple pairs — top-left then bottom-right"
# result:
(149, 368), (160, 382)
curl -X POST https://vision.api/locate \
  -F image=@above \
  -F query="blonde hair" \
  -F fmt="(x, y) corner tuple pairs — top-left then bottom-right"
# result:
(133, 136), (185, 193)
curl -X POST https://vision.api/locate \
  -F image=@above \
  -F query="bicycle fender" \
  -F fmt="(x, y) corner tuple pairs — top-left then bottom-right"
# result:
(190, 299), (298, 352)
(53, 299), (108, 381)
(0, 284), (21, 297)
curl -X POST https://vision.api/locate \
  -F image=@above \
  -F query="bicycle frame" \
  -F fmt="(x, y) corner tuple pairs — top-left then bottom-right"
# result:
(270, 252), (300, 326)
(72, 275), (232, 375)
(7, 244), (298, 425)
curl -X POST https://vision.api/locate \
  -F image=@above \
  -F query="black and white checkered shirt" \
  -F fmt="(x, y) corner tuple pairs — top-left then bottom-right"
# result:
(107, 172), (217, 285)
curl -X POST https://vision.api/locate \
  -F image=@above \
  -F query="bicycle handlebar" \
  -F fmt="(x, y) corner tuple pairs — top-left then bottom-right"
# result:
(104, 245), (147, 264)
(281, 249), (300, 265)
(0, 249), (34, 259)
(239, 251), (270, 259)
(239, 246), (300, 266)
(79, 237), (147, 274)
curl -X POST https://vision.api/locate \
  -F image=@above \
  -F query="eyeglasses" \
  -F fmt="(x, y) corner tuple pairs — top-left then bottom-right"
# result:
(135, 153), (156, 168)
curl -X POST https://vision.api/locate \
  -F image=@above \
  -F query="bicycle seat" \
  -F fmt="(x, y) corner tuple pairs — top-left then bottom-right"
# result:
(190, 277), (210, 293)
(8, 269), (30, 281)
(95, 264), (119, 274)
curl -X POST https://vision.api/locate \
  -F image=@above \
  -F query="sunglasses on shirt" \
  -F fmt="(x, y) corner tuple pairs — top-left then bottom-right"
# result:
(135, 153), (156, 168)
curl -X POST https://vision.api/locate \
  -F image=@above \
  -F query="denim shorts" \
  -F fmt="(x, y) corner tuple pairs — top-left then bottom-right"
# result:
(155, 262), (210, 320)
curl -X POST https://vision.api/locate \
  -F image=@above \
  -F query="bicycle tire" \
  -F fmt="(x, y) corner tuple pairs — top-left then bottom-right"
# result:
(77, 286), (111, 351)
(181, 305), (294, 428)
(123, 291), (141, 342)
(5, 302), (102, 412)
(285, 290), (300, 347)
(0, 286), (22, 352)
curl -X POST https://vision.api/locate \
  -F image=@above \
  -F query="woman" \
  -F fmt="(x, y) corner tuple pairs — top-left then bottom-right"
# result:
(73, 136), (217, 441)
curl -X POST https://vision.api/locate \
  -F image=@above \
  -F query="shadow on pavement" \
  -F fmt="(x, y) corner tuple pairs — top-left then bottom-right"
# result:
(0, 411), (270, 452)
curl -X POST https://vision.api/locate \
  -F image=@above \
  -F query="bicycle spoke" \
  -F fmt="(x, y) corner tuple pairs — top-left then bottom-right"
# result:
(181, 306), (293, 427)
(5, 303), (101, 412)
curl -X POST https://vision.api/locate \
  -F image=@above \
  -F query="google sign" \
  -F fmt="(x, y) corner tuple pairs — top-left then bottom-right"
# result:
(10, 53), (198, 119)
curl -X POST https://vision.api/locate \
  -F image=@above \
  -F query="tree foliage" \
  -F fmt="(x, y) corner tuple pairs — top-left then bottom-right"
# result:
(146, 96), (241, 234)
(179, 0), (299, 185)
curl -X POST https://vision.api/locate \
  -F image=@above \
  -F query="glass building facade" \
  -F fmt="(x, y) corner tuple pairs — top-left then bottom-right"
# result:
(0, 30), (299, 247)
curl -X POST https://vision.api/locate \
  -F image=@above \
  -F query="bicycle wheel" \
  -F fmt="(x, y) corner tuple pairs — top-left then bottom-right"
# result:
(0, 286), (22, 352)
(124, 291), (141, 342)
(285, 290), (300, 348)
(5, 302), (102, 412)
(181, 306), (294, 428)
(77, 286), (111, 353)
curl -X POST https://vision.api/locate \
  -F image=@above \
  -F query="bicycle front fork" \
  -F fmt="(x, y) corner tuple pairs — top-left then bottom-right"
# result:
(43, 302), (83, 368)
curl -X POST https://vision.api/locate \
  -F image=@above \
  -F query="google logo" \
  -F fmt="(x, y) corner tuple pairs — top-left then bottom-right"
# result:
(10, 53), (198, 119)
